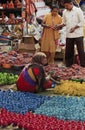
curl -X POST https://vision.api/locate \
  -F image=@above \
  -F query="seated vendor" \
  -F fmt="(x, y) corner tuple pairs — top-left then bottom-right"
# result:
(16, 52), (52, 93)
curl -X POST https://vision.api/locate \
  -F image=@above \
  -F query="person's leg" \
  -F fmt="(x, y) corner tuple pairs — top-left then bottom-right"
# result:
(65, 38), (74, 67)
(48, 52), (55, 64)
(76, 37), (85, 67)
(44, 80), (52, 89)
(41, 51), (50, 64)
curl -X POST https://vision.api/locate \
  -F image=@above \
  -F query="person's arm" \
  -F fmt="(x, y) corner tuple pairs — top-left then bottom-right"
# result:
(70, 8), (84, 33)
(41, 14), (54, 29)
(54, 23), (65, 30)
(76, 8), (84, 27)
(70, 25), (79, 33)
(41, 18), (52, 28)
(41, 14), (49, 28)
(42, 22), (51, 28)
(54, 11), (66, 30)
(32, 66), (46, 92)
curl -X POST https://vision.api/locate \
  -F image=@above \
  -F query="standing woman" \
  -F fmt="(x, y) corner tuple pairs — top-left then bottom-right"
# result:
(41, 5), (62, 64)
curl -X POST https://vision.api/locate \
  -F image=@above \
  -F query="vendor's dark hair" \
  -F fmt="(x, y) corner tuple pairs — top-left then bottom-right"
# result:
(51, 5), (59, 11)
(63, 0), (72, 4)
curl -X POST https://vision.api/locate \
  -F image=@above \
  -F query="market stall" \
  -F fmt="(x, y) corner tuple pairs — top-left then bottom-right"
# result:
(0, 0), (85, 130)
(0, 63), (85, 129)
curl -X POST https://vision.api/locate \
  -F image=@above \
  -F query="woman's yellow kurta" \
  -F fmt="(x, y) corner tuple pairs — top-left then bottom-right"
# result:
(41, 12), (62, 53)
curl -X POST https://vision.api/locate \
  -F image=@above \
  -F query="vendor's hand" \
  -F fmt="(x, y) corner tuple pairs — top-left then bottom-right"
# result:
(46, 74), (51, 80)
(70, 27), (75, 33)
(42, 24), (51, 28)
(54, 24), (65, 30)
(45, 25), (56, 30)
(52, 26), (57, 30)
(53, 25), (62, 30)
(45, 25), (51, 28)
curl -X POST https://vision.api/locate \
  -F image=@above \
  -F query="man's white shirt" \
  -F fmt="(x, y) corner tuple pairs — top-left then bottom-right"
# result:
(63, 6), (84, 38)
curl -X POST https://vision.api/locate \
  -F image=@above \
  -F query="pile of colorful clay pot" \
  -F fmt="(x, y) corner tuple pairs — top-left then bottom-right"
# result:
(0, 90), (85, 129)
(0, 109), (85, 130)
(0, 90), (50, 114)
(54, 80), (85, 96)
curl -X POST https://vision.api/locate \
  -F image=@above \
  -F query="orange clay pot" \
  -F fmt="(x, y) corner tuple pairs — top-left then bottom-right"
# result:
(2, 63), (12, 69)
